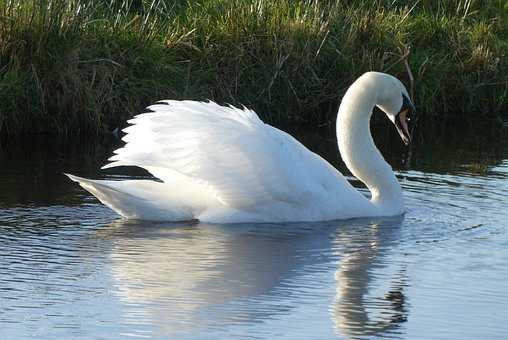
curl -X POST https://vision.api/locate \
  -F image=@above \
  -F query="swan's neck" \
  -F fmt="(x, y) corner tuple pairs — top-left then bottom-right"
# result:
(336, 77), (403, 215)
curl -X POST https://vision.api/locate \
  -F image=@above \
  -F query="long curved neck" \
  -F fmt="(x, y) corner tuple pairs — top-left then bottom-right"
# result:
(336, 75), (403, 215)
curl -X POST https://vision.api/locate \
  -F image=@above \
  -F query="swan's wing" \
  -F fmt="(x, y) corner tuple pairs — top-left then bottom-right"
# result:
(103, 100), (334, 210)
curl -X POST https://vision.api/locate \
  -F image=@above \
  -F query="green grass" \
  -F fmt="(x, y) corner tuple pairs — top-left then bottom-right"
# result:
(0, 0), (507, 135)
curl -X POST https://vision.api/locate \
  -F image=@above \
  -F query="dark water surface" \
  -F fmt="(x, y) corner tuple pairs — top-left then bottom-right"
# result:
(1, 129), (507, 339)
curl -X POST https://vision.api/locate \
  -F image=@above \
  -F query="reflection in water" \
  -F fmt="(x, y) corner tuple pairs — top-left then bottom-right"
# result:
(84, 216), (410, 338)
(93, 220), (333, 336)
(332, 219), (408, 339)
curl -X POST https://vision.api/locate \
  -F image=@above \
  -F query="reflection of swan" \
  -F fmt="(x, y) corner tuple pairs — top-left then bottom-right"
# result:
(90, 218), (408, 337)
(95, 220), (329, 335)
(67, 72), (415, 222)
(332, 218), (409, 338)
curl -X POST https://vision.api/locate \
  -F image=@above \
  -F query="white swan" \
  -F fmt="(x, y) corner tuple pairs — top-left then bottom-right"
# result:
(66, 72), (415, 223)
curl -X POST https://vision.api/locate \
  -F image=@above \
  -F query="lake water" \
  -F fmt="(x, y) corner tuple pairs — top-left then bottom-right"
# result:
(1, 128), (507, 339)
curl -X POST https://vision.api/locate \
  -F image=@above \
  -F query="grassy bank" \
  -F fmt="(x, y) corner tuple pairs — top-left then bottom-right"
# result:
(0, 0), (507, 136)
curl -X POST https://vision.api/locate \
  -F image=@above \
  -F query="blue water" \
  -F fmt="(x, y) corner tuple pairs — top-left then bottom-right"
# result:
(1, 133), (507, 339)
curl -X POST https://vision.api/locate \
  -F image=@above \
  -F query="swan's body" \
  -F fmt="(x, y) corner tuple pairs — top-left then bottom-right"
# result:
(67, 72), (414, 223)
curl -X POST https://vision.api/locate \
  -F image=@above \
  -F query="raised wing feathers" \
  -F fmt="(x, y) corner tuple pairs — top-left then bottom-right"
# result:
(103, 100), (317, 209)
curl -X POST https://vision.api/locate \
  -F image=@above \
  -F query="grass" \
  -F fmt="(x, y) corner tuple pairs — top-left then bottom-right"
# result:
(0, 0), (507, 135)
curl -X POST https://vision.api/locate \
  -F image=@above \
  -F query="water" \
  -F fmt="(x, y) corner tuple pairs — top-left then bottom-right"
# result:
(1, 130), (507, 339)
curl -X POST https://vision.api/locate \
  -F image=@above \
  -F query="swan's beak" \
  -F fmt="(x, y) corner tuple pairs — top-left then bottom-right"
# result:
(394, 95), (415, 146)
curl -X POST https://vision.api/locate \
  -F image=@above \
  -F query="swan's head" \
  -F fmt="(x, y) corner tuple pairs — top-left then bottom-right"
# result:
(372, 73), (416, 145)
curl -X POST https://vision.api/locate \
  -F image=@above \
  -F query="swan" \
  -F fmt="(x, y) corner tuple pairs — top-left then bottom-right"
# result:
(66, 72), (415, 223)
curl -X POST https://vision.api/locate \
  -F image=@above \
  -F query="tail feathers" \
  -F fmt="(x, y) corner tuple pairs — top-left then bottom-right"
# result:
(64, 174), (198, 221)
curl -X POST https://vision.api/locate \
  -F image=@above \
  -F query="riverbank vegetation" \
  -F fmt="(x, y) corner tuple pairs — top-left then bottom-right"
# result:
(0, 0), (507, 136)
